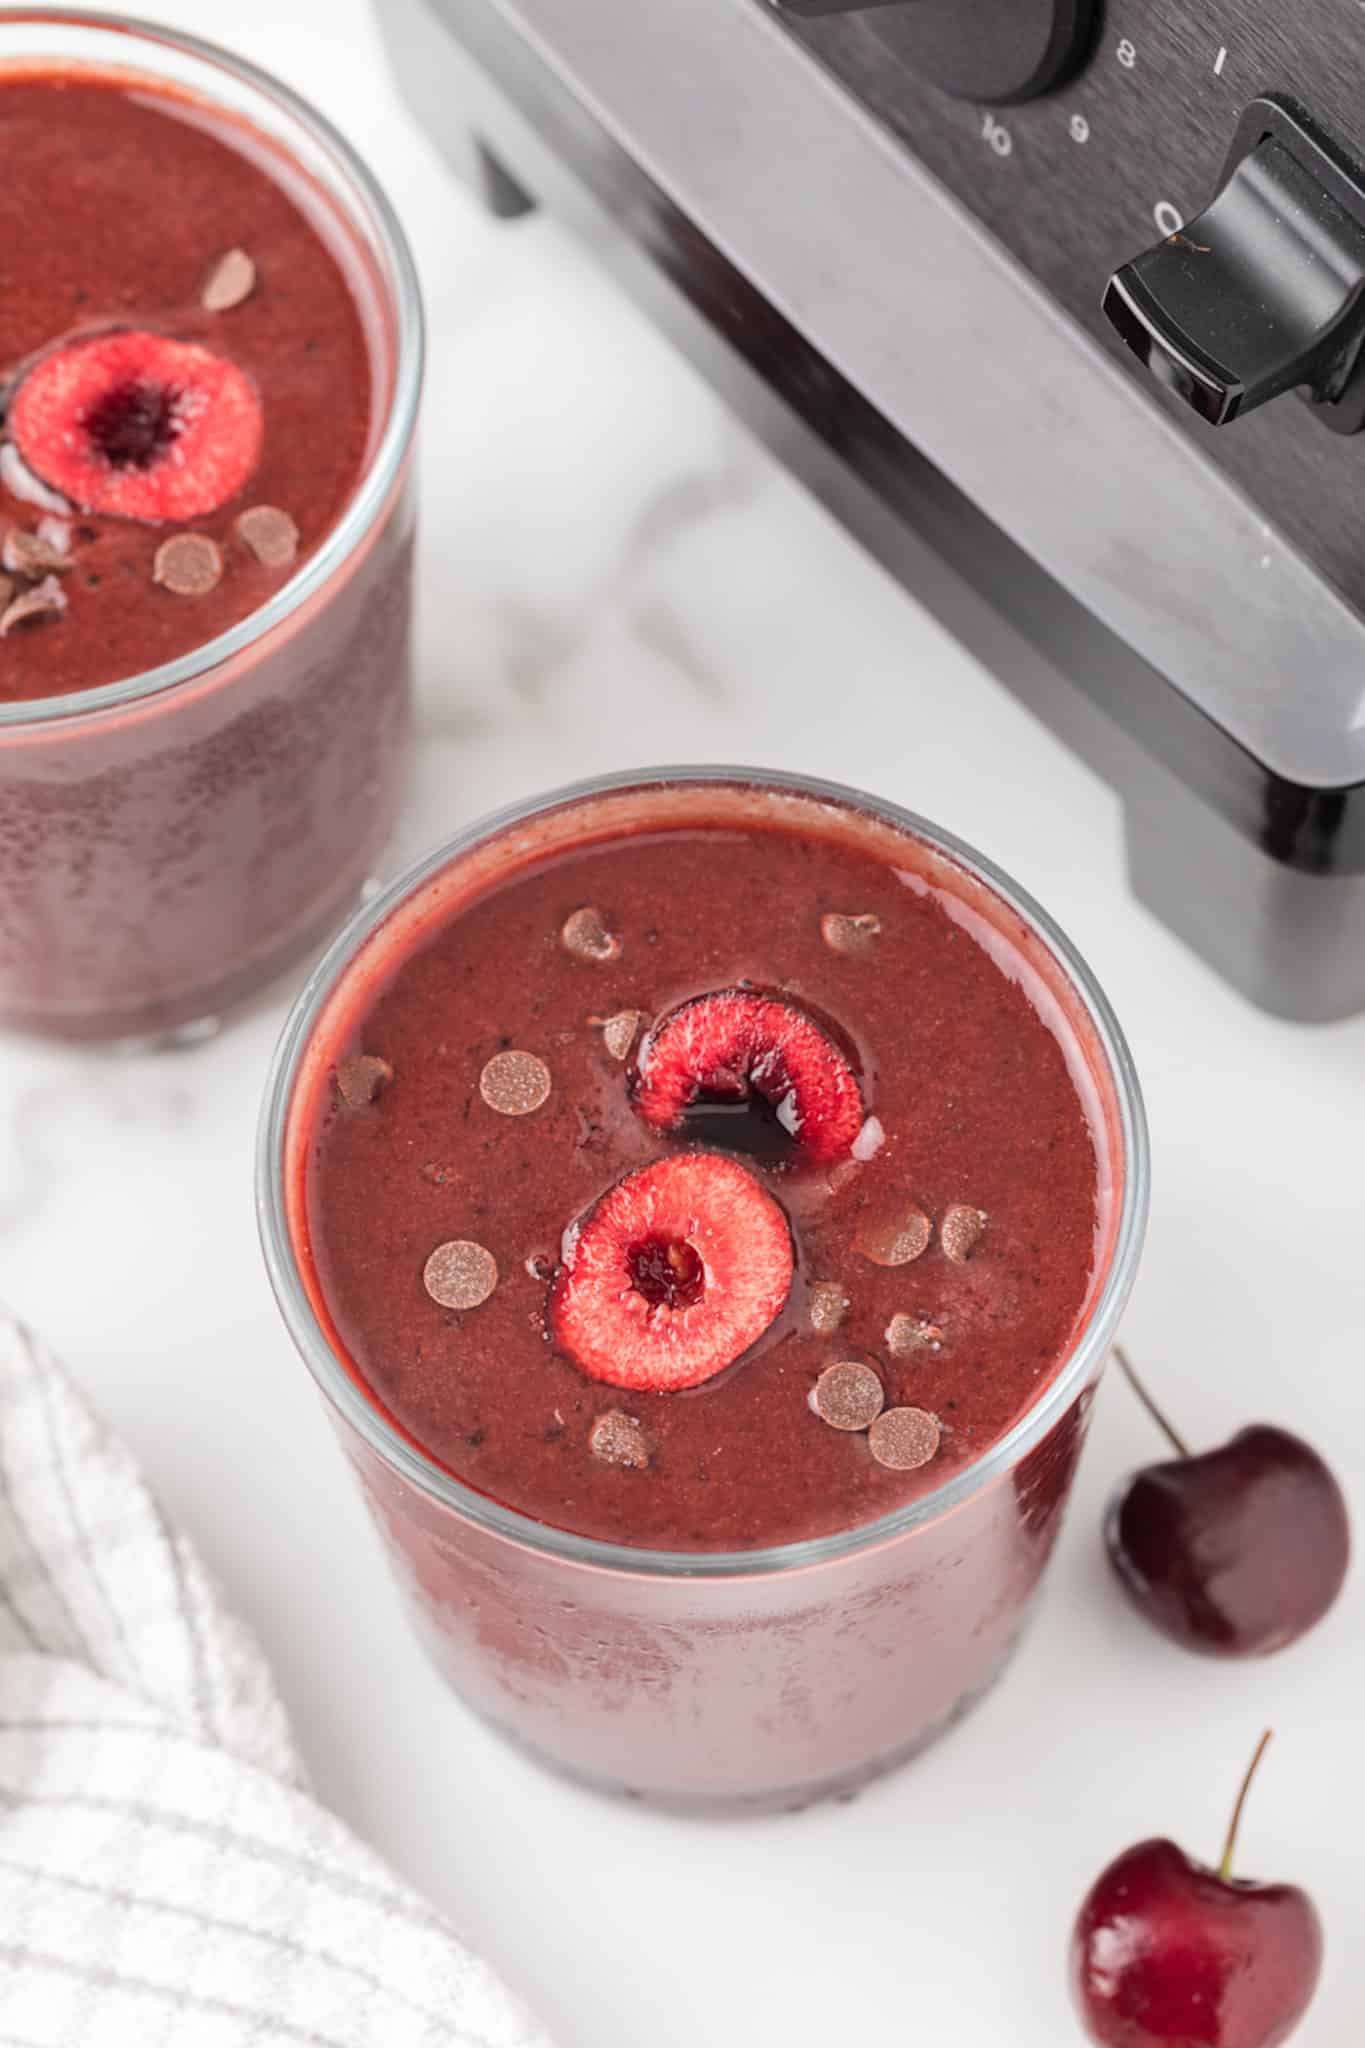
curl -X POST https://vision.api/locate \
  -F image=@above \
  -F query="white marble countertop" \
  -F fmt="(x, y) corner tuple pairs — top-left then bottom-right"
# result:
(2, 4), (1361, 2043)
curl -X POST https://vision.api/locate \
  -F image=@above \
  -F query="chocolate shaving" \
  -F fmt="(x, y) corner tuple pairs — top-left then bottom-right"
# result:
(423, 1239), (499, 1311)
(153, 533), (224, 597)
(810, 1361), (885, 1433)
(597, 1010), (643, 1061)
(821, 911), (881, 956)
(868, 1406), (942, 1471)
(851, 1115), (885, 1162)
(480, 1049), (552, 1116)
(336, 1053), (393, 1108)
(941, 1204), (988, 1263)
(561, 906), (621, 962)
(885, 1313), (944, 1357)
(236, 504), (300, 569)
(3, 526), (73, 577)
(201, 246), (257, 313)
(589, 1410), (652, 1469)
(856, 1206), (933, 1267)
(807, 1281), (849, 1335)
(0, 440), (71, 515)
(0, 574), (66, 635)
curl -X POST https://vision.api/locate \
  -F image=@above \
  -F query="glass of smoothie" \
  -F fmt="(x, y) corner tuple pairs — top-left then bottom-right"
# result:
(0, 11), (422, 1040)
(259, 768), (1148, 1812)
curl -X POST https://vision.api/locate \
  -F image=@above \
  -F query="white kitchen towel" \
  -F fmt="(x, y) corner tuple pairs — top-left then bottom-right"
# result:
(0, 1315), (551, 2048)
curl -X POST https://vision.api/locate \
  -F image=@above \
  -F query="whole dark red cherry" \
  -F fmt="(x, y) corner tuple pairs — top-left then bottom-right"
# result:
(1072, 1732), (1323, 2048)
(1104, 1349), (1350, 1656)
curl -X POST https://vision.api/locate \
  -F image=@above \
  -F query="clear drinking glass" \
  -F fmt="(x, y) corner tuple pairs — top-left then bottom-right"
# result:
(258, 769), (1148, 1813)
(0, 11), (423, 1041)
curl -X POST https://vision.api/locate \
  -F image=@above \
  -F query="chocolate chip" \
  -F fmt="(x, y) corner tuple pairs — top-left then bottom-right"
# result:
(885, 1313), (944, 1357)
(153, 533), (223, 596)
(3, 525), (72, 577)
(0, 574), (66, 635)
(821, 911), (881, 955)
(480, 1049), (552, 1116)
(826, 1158), (864, 1197)
(589, 1410), (652, 1469)
(596, 1010), (643, 1061)
(201, 246), (257, 312)
(335, 1053), (393, 1107)
(235, 504), (300, 568)
(810, 1361), (885, 1433)
(856, 1207), (933, 1267)
(941, 1204), (988, 1263)
(423, 1239), (499, 1311)
(561, 906), (621, 961)
(807, 1281), (849, 1335)
(868, 1406), (942, 1471)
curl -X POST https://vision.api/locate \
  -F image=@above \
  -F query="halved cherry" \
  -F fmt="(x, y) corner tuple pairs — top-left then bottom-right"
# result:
(631, 988), (863, 1165)
(550, 1152), (794, 1392)
(8, 330), (263, 522)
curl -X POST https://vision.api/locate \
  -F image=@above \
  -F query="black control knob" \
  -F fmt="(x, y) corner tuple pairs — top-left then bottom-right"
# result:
(1104, 98), (1365, 431)
(775, 0), (1096, 104)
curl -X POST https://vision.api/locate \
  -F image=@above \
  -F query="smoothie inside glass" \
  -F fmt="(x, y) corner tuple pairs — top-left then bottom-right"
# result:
(260, 769), (1148, 1811)
(0, 12), (422, 1040)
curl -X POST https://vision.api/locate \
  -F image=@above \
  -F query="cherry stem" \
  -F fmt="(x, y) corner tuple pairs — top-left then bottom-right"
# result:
(1220, 1729), (1274, 1881)
(1112, 1345), (1191, 1458)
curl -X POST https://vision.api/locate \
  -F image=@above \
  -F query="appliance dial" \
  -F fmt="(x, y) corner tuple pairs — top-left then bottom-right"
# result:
(1104, 98), (1365, 431)
(773, 0), (1096, 104)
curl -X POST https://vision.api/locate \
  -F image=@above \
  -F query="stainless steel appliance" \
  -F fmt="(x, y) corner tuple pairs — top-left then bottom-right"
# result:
(378, 0), (1365, 1018)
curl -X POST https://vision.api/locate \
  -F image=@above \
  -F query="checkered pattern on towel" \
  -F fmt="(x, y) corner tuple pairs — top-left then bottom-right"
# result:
(0, 1317), (550, 2048)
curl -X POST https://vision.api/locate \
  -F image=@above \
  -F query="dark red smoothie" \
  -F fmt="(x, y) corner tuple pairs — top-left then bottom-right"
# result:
(0, 29), (419, 1040)
(271, 775), (1143, 1808)
(0, 70), (372, 699)
(302, 796), (1101, 1549)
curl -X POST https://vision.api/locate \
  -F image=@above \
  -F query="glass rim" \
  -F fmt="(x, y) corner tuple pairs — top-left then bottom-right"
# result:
(0, 6), (424, 730)
(256, 765), (1150, 1581)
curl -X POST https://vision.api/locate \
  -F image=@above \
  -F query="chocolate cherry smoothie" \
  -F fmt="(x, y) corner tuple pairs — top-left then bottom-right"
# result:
(0, 17), (421, 1038)
(264, 772), (1147, 1810)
